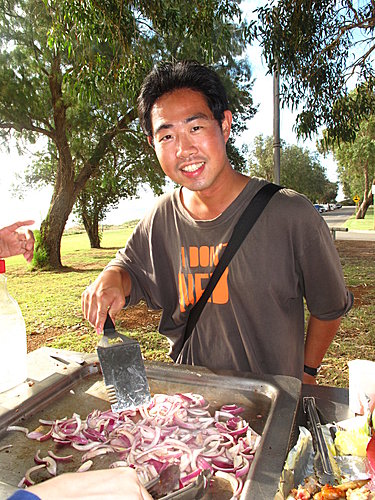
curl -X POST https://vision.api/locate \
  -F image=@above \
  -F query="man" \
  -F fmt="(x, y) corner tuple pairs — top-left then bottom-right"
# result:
(82, 60), (352, 384)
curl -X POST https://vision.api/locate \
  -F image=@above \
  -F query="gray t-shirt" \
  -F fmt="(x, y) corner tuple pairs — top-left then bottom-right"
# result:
(108, 178), (352, 379)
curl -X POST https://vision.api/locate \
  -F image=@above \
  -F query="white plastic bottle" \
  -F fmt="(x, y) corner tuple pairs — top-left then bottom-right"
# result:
(0, 259), (27, 392)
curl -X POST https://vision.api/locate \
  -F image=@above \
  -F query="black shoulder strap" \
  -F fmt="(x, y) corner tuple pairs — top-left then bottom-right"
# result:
(180, 182), (282, 351)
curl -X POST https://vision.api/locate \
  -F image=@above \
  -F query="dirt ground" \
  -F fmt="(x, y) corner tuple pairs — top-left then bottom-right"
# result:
(27, 240), (374, 352)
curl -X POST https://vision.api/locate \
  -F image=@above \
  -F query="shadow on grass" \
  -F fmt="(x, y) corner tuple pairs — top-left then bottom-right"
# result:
(87, 247), (120, 251)
(57, 266), (105, 273)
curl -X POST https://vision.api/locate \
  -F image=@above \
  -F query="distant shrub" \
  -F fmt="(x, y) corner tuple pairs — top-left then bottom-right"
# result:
(339, 198), (356, 206)
(31, 230), (49, 269)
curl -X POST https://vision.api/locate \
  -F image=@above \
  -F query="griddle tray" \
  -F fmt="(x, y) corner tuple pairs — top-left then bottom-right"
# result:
(0, 347), (301, 499)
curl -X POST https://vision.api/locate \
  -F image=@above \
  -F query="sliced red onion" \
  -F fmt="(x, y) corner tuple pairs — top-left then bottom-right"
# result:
(109, 437), (132, 452)
(196, 455), (213, 472)
(82, 427), (107, 442)
(76, 460), (93, 472)
(180, 467), (202, 486)
(145, 458), (167, 474)
(27, 427), (53, 442)
(187, 408), (210, 417)
(48, 450), (73, 462)
(7, 425), (29, 434)
(37, 427), (53, 442)
(17, 477), (26, 488)
(44, 456), (57, 476)
(72, 441), (100, 451)
(27, 431), (45, 440)
(212, 456), (235, 473)
(173, 415), (198, 430)
(215, 410), (237, 421)
(16, 391), (260, 497)
(34, 449), (48, 465)
(220, 404), (245, 416)
(24, 464), (46, 486)
(53, 438), (72, 446)
(109, 461), (128, 468)
(235, 457), (250, 478)
(38, 419), (54, 426)
(81, 446), (114, 462)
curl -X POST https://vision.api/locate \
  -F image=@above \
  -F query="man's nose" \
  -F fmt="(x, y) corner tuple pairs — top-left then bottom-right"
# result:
(176, 134), (197, 158)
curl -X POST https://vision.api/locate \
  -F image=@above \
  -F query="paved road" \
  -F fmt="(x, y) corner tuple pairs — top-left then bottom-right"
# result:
(322, 206), (375, 241)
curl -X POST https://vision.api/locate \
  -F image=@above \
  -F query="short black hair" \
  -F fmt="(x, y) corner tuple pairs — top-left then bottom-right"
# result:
(137, 60), (229, 137)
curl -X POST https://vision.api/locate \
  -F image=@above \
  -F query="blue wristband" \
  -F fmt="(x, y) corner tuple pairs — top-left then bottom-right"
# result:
(7, 490), (40, 500)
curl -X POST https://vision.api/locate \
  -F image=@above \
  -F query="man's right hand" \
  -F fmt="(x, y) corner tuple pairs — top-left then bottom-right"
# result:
(81, 267), (131, 334)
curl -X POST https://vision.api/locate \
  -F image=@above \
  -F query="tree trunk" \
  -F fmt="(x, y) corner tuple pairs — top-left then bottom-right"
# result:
(39, 183), (77, 268)
(357, 194), (373, 219)
(82, 211), (101, 248)
(356, 161), (370, 219)
(36, 54), (76, 269)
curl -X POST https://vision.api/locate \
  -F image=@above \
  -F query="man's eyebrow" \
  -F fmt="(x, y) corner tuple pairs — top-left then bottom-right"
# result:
(185, 113), (210, 123)
(154, 123), (173, 136)
(154, 113), (210, 136)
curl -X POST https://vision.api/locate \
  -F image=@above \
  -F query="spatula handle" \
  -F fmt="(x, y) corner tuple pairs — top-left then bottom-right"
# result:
(104, 313), (115, 331)
(102, 313), (128, 343)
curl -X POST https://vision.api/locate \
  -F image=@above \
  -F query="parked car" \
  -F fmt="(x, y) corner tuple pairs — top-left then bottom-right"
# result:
(335, 203), (342, 209)
(322, 203), (336, 211)
(314, 204), (326, 213)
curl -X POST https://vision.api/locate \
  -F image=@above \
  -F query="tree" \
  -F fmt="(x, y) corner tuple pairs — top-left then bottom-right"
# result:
(1, 0), (254, 269)
(0, 0), (146, 268)
(321, 116), (375, 218)
(74, 134), (164, 248)
(248, 135), (337, 202)
(53, 1), (254, 246)
(252, 1), (375, 143)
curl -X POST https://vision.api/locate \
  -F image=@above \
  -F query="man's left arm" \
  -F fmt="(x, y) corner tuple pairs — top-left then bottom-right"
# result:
(303, 314), (342, 385)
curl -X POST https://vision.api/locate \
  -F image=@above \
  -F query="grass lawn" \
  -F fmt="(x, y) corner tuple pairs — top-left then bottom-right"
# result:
(344, 206), (374, 231)
(3, 222), (375, 388)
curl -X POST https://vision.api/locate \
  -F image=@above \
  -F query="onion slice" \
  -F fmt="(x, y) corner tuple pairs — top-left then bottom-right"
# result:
(7, 425), (29, 434)
(77, 460), (93, 472)
(23, 464), (46, 486)
(48, 450), (73, 462)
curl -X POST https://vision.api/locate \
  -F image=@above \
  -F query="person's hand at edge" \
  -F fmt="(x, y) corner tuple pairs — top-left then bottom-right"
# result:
(25, 467), (152, 500)
(0, 221), (35, 262)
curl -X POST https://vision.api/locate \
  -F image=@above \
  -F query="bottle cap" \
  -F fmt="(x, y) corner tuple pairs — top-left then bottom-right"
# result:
(0, 260), (5, 273)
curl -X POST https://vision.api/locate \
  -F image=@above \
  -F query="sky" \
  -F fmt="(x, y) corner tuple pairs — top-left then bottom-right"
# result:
(0, 0), (341, 231)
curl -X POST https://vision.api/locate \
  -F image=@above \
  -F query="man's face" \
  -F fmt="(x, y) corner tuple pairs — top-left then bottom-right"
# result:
(149, 88), (232, 193)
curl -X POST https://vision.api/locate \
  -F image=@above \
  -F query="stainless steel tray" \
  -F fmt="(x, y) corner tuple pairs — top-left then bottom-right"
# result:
(0, 347), (301, 499)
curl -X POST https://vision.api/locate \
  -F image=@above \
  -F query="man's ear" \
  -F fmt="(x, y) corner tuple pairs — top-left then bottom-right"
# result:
(221, 110), (232, 143)
(147, 136), (155, 149)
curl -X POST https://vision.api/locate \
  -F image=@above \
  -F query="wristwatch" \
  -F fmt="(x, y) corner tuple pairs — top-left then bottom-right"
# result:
(303, 364), (321, 377)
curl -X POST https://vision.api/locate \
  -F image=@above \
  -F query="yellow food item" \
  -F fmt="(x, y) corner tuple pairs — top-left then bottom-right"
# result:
(334, 429), (370, 457)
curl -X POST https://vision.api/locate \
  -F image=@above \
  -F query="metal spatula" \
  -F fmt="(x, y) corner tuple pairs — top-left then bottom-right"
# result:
(97, 314), (151, 412)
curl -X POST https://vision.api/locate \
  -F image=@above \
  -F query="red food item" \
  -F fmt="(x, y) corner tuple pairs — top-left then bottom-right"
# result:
(367, 436), (375, 474)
